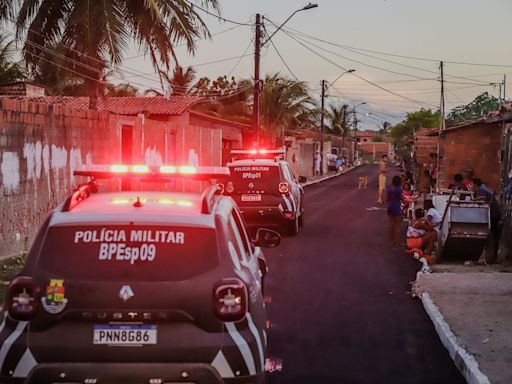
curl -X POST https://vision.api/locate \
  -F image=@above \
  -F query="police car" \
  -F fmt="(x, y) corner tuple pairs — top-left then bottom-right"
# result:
(220, 149), (305, 236)
(0, 164), (280, 384)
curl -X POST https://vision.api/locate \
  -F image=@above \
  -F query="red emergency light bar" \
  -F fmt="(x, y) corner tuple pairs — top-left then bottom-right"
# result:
(230, 148), (286, 156)
(73, 164), (229, 181)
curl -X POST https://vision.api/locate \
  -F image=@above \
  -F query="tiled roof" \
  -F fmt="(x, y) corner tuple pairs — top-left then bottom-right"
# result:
(4, 96), (203, 116)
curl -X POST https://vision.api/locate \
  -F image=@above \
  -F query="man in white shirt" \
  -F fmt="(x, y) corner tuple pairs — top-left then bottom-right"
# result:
(424, 199), (442, 234)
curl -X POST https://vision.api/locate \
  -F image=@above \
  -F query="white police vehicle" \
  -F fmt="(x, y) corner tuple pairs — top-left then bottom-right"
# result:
(0, 164), (280, 384)
(220, 149), (305, 236)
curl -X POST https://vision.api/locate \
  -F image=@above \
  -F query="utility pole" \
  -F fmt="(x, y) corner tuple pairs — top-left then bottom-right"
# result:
(436, 60), (445, 192)
(319, 79), (326, 175)
(504, 74), (507, 101)
(352, 107), (358, 131)
(253, 14), (262, 147)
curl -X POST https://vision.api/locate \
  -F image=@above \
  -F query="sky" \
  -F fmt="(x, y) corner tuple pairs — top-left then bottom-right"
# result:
(115, 0), (512, 130)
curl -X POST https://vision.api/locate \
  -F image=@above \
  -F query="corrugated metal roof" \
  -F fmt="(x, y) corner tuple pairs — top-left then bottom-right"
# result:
(1, 96), (202, 116)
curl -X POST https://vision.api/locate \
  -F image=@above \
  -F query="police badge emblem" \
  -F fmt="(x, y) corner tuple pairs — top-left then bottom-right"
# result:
(41, 279), (68, 314)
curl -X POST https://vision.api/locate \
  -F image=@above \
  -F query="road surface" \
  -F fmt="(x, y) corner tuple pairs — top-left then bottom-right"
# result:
(265, 165), (465, 384)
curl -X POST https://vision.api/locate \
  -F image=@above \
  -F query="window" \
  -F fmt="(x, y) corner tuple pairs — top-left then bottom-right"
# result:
(232, 208), (254, 260)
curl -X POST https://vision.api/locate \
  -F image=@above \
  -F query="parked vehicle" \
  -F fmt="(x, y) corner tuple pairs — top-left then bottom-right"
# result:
(0, 164), (279, 384)
(221, 149), (305, 236)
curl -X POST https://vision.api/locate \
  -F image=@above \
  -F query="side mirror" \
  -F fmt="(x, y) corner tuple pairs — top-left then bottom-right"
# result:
(298, 176), (307, 183)
(253, 228), (281, 248)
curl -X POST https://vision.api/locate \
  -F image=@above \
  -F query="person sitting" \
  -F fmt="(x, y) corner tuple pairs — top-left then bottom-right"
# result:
(424, 199), (442, 234)
(448, 173), (468, 191)
(406, 208), (437, 264)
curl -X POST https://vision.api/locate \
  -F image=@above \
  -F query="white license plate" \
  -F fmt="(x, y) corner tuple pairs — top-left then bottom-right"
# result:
(241, 194), (262, 202)
(93, 325), (157, 346)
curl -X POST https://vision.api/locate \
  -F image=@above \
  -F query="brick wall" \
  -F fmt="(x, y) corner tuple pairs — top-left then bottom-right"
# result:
(438, 122), (502, 191)
(0, 100), (222, 258)
(414, 128), (438, 167)
(358, 142), (392, 161)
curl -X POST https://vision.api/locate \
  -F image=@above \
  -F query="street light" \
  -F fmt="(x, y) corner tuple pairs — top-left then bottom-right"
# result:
(254, 3), (318, 146)
(319, 69), (356, 175)
(261, 3), (318, 46)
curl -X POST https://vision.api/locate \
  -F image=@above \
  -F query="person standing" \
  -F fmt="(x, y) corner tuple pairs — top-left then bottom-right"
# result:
(471, 178), (502, 263)
(387, 175), (404, 246)
(377, 154), (389, 204)
(313, 151), (321, 176)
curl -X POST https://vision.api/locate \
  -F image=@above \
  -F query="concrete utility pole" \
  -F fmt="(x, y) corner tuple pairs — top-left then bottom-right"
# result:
(436, 60), (445, 192)
(504, 74), (507, 101)
(320, 79), (326, 175)
(253, 14), (262, 147)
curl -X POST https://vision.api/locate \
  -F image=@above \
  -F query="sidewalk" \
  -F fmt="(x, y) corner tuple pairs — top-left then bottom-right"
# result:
(413, 264), (512, 384)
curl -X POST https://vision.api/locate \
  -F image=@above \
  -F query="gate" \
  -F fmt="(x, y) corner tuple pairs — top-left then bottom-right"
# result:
(501, 123), (512, 260)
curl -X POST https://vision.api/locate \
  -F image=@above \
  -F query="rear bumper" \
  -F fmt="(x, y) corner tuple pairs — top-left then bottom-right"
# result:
(239, 206), (296, 228)
(16, 362), (265, 384)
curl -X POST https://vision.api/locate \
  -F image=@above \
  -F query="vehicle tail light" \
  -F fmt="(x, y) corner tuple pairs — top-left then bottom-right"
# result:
(213, 279), (247, 322)
(278, 182), (290, 194)
(7, 277), (40, 321)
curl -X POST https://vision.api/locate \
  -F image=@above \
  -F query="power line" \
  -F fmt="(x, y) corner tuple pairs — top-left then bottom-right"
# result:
(184, 0), (253, 26)
(280, 24), (512, 69)
(276, 26), (438, 109)
(262, 23), (298, 80)
(227, 41), (253, 77)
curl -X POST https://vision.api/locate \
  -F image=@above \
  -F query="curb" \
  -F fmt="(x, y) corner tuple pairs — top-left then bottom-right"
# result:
(420, 291), (491, 384)
(301, 165), (360, 187)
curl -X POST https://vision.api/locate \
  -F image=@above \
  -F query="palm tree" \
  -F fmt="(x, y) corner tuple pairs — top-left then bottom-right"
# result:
(161, 65), (196, 96)
(3, 0), (218, 107)
(0, 34), (27, 83)
(105, 83), (138, 97)
(260, 73), (316, 144)
(327, 103), (349, 144)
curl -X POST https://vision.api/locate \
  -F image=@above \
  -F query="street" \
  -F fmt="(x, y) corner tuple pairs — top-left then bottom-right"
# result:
(265, 165), (466, 384)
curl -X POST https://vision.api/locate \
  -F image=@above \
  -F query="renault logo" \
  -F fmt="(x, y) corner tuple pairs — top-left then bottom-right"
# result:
(119, 285), (134, 302)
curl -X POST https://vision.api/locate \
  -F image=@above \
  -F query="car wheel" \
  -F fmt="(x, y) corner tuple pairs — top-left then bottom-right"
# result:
(286, 216), (299, 236)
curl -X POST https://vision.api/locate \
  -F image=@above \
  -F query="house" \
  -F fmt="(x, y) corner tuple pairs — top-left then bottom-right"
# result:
(0, 94), (246, 258)
(426, 108), (512, 192)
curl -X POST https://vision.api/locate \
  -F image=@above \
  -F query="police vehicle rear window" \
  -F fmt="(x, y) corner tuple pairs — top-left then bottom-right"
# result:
(38, 225), (219, 281)
(228, 165), (280, 191)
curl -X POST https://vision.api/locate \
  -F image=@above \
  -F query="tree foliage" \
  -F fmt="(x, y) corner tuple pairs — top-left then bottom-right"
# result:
(446, 92), (500, 125)
(0, 35), (27, 83)
(2, 0), (218, 106)
(161, 65), (196, 96)
(327, 103), (348, 136)
(192, 75), (253, 123)
(260, 73), (316, 143)
(390, 108), (439, 162)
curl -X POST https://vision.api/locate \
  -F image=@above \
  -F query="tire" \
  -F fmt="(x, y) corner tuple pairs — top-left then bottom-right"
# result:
(298, 210), (304, 227)
(286, 216), (299, 236)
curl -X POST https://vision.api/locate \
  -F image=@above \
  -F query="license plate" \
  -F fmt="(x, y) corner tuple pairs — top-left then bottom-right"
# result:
(93, 325), (157, 346)
(241, 194), (262, 202)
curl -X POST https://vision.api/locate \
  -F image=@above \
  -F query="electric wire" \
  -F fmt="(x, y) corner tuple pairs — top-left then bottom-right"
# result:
(183, 0), (253, 26)
(275, 26), (438, 109)
(261, 23), (298, 80)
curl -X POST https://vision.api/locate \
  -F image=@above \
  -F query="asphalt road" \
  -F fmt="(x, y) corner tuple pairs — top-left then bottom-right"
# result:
(265, 165), (465, 384)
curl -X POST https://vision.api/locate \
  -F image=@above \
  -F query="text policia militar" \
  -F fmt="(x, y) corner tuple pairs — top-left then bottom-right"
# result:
(74, 229), (185, 265)
(233, 165), (270, 180)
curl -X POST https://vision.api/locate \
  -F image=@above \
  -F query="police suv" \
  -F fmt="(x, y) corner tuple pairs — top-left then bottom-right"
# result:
(0, 164), (280, 384)
(220, 149), (305, 236)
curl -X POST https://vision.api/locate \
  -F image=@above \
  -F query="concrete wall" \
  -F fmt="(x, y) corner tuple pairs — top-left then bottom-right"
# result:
(438, 123), (502, 192)
(0, 99), (222, 258)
